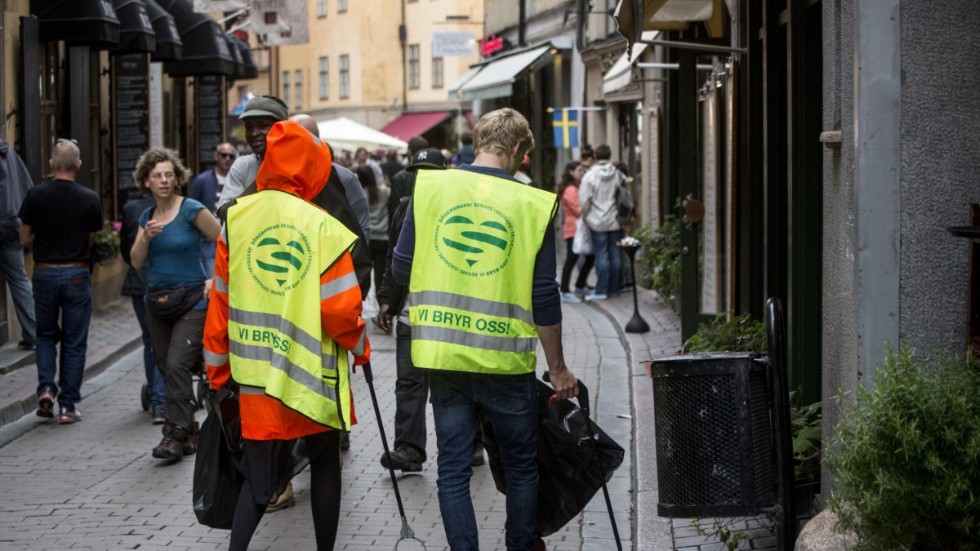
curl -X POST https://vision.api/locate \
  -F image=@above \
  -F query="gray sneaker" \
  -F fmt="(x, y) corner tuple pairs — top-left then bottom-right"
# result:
(380, 445), (425, 472)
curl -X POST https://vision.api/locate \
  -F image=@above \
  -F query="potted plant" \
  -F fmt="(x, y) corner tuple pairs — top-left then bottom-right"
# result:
(634, 214), (681, 307)
(826, 346), (980, 551)
(92, 220), (121, 265)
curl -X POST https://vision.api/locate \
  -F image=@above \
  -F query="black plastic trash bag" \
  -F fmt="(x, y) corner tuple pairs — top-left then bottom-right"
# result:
(193, 388), (244, 529)
(482, 377), (625, 536)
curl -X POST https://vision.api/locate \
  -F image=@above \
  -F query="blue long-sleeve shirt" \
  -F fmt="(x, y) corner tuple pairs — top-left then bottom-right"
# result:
(392, 164), (562, 326)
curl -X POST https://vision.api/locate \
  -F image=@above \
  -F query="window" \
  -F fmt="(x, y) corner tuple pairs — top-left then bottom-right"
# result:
(316, 0), (327, 17)
(432, 57), (444, 89)
(282, 71), (290, 107)
(294, 70), (303, 110)
(339, 55), (350, 99)
(337, 0), (347, 12)
(318, 57), (329, 100)
(408, 45), (420, 89)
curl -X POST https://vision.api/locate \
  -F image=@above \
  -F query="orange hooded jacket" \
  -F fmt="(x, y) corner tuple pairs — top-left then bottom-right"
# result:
(204, 120), (369, 440)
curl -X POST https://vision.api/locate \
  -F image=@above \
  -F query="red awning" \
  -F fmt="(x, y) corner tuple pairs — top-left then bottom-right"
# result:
(380, 111), (452, 142)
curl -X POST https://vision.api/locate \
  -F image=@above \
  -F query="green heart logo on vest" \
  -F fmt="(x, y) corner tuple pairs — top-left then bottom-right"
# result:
(434, 203), (514, 277)
(246, 223), (313, 296)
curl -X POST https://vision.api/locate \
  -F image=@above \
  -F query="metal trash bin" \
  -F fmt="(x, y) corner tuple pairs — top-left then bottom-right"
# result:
(650, 352), (775, 518)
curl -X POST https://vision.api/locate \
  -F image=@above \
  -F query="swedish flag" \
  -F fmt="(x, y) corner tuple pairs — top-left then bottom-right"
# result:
(552, 109), (579, 149)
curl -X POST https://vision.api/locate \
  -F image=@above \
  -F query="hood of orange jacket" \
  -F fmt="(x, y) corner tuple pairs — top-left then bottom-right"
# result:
(256, 120), (332, 201)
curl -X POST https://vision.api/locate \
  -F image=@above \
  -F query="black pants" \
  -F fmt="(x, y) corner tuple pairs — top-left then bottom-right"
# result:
(147, 307), (206, 431)
(230, 431), (342, 551)
(369, 239), (388, 296)
(560, 237), (595, 293)
(394, 320), (428, 455)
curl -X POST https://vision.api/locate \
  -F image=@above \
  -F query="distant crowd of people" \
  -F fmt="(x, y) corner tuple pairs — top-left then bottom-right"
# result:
(0, 95), (647, 550)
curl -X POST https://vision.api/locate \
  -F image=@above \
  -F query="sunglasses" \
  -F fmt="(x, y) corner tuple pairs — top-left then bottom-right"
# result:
(54, 137), (78, 146)
(218, 153), (237, 159)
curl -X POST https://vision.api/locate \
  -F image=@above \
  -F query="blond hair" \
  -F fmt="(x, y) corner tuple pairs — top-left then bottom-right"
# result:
(132, 148), (192, 193)
(473, 108), (534, 159)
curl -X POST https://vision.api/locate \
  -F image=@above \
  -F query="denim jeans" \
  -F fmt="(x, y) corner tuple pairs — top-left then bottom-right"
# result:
(394, 320), (428, 455)
(131, 295), (164, 407)
(0, 221), (36, 344)
(429, 370), (538, 551)
(33, 266), (92, 410)
(590, 229), (623, 296)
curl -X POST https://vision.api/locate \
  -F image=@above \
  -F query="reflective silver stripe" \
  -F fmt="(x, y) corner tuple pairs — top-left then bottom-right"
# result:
(229, 307), (321, 356)
(240, 384), (264, 394)
(409, 290), (533, 325)
(220, 224), (228, 244)
(351, 328), (367, 356)
(204, 350), (227, 366)
(231, 340), (339, 402)
(412, 324), (536, 353)
(213, 275), (228, 294)
(320, 271), (358, 300)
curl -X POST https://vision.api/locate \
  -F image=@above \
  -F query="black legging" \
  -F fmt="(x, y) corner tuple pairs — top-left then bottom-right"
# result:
(560, 237), (595, 293)
(230, 431), (342, 551)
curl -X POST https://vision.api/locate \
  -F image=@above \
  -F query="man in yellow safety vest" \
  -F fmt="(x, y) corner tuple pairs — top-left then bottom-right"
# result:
(391, 107), (578, 551)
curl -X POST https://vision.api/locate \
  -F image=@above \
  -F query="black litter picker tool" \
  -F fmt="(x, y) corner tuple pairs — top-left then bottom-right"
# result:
(483, 374), (625, 549)
(362, 362), (427, 550)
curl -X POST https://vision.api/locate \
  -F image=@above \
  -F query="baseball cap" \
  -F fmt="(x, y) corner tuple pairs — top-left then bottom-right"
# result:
(240, 95), (288, 121)
(407, 148), (448, 172)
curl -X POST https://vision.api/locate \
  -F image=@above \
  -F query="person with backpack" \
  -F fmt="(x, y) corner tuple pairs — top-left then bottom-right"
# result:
(579, 144), (633, 301)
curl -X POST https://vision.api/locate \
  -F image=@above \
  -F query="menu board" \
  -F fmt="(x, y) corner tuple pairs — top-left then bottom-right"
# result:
(114, 54), (150, 203)
(197, 75), (225, 173)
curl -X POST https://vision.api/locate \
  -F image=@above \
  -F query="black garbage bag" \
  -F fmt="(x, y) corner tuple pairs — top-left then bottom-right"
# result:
(482, 377), (625, 536)
(193, 388), (244, 529)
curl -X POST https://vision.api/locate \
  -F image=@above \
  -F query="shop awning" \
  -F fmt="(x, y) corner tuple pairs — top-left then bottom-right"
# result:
(615, 0), (715, 55)
(317, 117), (408, 154)
(158, 0), (234, 76)
(33, 0), (120, 47)
(228, 35), (258, 79)
(144, 0), (182, 61)
(112, 0), (156, 54)
(380, 111), (452, 142)
(602, 32), (657, 95)
(447, 66), (483, 101)
(459, 45), (552, 102)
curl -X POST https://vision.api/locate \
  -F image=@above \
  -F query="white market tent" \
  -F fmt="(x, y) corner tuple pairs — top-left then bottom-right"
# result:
(316, 117), (408, 154)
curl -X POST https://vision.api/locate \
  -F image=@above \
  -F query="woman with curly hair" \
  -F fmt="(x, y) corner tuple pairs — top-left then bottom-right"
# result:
(130, 148), (221, 461)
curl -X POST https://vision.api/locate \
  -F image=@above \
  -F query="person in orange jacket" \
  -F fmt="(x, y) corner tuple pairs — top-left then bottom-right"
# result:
(204, 120), (370, 551)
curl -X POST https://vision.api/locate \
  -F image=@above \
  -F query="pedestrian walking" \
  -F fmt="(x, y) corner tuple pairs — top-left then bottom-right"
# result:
(18, 138), (102, 424)
(0, 137), (37, 351)
(387, 136), (429, 220)
(391, 107), (579, 550)
(189, 142), (237, 277)
(376, 147), (449, 473)
(355, 163), (390, 297)
(216, 95), (289, 219)
(120, 193), (165, 424)
(204, 120), (370, 551)
(558, 161), (595, 301)
(579, 144), (628, 301)
(129, 148), (221, 461)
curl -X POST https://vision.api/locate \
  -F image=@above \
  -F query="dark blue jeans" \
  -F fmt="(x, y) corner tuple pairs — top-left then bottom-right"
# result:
(131, 295), (164, 407)
(591, 229), (623, 296)
(33, 266), (92, 410)
(429, 370), (538, 550)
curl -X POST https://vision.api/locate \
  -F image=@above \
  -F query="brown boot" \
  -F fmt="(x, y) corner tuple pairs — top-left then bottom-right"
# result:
(152, 423), (187, 461)
(182, 421), (200, 455)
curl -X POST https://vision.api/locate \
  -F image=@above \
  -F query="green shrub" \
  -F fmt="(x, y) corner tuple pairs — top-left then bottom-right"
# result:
(633, 215), (681, 303)
(92, 221), (120, 264)
(827, 346), (980, 551)
(682, 312), (767, 354)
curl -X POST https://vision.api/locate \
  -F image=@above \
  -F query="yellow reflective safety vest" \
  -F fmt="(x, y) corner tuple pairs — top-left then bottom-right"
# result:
(408, 169), (558, 374)
(226, 190), (356, 429)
